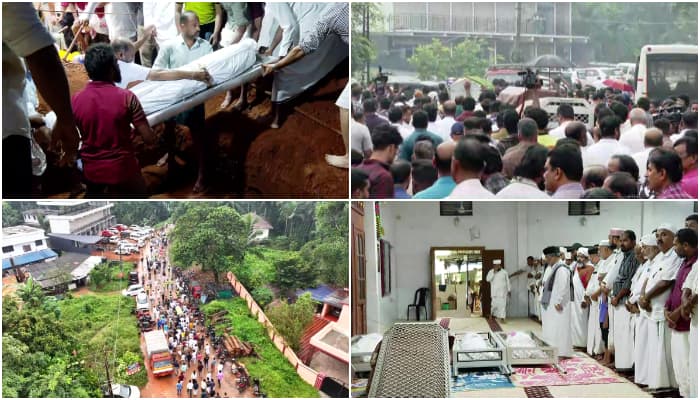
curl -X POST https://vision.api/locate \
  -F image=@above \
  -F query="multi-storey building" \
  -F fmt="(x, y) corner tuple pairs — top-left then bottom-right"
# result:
(34, 201), (116, 236)
(372, 2), (590, 73)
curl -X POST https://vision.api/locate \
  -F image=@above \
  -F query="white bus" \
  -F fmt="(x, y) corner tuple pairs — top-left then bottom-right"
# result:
(634, 44), (698, 102)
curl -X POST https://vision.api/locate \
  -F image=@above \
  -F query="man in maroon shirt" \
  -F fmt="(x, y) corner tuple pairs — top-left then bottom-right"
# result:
(665, 228), (697, 397)
(72, 43), (156, 196)
(356, 124), (403, 198)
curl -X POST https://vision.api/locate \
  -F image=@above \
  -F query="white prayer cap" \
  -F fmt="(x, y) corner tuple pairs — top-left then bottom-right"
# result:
(578, 247), (589, 257)
(565, 252), (572, 260)
(599, 239), (610, 247)
(656, 223), (677, 234)
(493, 259), (502, 265)
(559, 246), (567, 254)
(609, 228), (624, 236)
(641, 234), (657, 246)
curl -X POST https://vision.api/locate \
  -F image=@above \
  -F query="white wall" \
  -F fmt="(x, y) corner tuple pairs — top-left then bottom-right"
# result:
(362, 201), (696, 331)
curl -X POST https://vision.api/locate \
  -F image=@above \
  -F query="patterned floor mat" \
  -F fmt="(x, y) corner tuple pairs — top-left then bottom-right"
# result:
(510, 353), (625, 387)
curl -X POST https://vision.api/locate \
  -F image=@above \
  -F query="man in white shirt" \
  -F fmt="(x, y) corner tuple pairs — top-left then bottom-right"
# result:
(630, 234), (657, 386)
(487, 259), (511, 323)
(541, 246), (574, 359)
(432, 100), (457, 141)
(140, 1), (178, 67)
(583, 115), (631, 169)
(619, 108), (648, 153)
(447, 137), (495, 198)
(351, 111), (372, 159)
(638, 224), (682, 390)
(549, 104), (575, 140)
(631, 128), (663, 185)
(680, 254), (698, 398)
(3, 3), (79, 197)
(111, 38), (211, 90)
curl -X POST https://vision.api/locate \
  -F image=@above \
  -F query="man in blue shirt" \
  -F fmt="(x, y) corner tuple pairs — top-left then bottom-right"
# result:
(398, 110), (443, 161)
(414, 141), (457, 199)
(391, 160), (412, 199)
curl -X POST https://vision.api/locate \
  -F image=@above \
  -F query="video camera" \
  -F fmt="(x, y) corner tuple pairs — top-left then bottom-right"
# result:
(517, 68), (540, 89)
(652, 105), (685, 123)
(374, 66), (389, 97)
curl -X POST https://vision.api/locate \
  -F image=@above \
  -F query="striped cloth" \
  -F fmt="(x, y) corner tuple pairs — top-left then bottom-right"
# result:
(299, 2), (348, 54)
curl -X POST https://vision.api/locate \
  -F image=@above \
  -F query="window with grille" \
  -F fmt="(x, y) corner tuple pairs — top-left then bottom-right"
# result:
(440, 202), (473, 216)
(568, 202), (600, 216)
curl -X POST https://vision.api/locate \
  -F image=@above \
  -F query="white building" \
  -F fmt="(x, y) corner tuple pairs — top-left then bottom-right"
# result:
(2, 225), (57, 271)
(36, 201), (116, 236)
(247, 213), (273, 241)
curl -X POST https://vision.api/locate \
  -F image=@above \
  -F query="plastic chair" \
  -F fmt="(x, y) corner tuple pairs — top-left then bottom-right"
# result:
(406, 287), (429, 321)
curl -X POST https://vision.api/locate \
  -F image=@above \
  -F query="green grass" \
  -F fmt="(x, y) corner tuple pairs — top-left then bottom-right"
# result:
(89, 262), (135, 292)
(241, 247), (297, 287)
(202, 299), (320, 398)
(58, 293), (148, 387)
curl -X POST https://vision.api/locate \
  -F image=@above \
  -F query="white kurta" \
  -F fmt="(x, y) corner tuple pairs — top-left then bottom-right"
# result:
(586, 265), (605, 356)
(528, 266), (541, 318)
(683, 263), (698, 398)
(571, 265), (590, 348)
(603, 250), (624, 349)
(631, 260), (651, 385)
(541, 262), (573, 357)
(643, 249), (682, 389)
(487, 269), (510, 319)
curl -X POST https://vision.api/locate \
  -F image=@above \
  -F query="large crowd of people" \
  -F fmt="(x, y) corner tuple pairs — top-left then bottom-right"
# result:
(140, 229), (240, 398)
(350, 79), (697, 199)
(516, 214), (697, 397)
(3, 2), (349, 198)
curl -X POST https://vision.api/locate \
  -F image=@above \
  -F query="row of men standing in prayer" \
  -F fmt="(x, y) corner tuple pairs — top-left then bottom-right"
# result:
(533, 216), (697, 398)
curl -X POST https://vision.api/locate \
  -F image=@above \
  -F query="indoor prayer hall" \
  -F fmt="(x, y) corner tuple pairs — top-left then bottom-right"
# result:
(351, 201), (697, 398)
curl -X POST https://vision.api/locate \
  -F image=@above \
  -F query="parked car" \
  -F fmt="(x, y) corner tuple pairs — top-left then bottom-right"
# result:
(135, 292), (150, 312)
(103, 383), (140, 399)
(122, 284), (144, 297)
(128, 271), (139, 284)
(115, 247), (131, 256)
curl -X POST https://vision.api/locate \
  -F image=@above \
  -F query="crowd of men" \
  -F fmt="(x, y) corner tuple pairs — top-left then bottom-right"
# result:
(350, 80), (697, 199)
(518, 214), (697, 397)
(3, 2), (349, 197)
(140, 230), (237, 398)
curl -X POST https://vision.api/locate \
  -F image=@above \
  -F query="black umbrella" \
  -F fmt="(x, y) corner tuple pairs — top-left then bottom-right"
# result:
(526, 54), (575, 68)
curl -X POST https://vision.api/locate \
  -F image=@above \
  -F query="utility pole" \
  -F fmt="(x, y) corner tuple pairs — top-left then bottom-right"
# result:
(513, 2), (522, 63)
(363, 4), (371, 84)
(104, 355), (114, 397)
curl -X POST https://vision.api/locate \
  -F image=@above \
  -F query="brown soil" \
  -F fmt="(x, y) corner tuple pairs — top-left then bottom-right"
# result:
(38, 59), (348, 198)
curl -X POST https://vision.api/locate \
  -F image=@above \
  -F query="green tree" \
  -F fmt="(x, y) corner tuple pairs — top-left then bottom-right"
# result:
(265, 293), (316, 352)
(112, 202), (170, 226)
(2, 202), (23, 227)
(300, 202), (349, 287)
(408, 38), (494, 80)
(252, 287), (274, 309)
(16, 277), (45, 308)
(273, 254), (317, 298)
(572, 3), (698, 62)
(352, 3), (384, 82)
(89, 263), (111, 289)
(170, 205), (247, 283)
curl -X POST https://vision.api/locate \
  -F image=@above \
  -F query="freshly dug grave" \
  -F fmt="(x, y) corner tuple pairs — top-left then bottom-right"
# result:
(37, 59), (348, 198)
